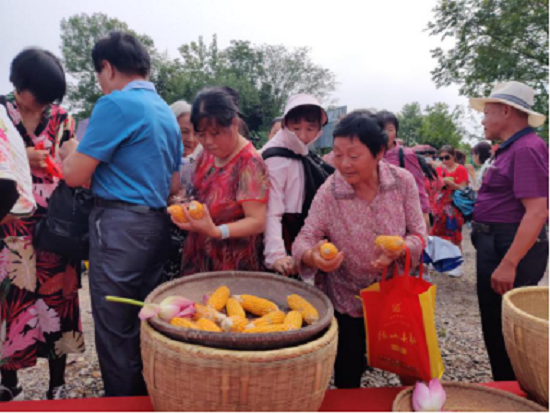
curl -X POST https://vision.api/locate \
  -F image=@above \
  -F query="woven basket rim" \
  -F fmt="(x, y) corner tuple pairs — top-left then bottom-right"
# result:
(392, 382), (547, 411)
(141, 317), (338, 362)
(144, 270), (335, 350)
(503, 286), (549, 327)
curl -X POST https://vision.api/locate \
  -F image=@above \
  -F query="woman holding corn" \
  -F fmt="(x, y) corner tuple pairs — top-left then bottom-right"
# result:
(292, 110), (427, 388)
(171, 87), (269, 274)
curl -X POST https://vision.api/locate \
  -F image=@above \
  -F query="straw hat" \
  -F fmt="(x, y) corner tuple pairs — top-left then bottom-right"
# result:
(469, 81), (546, 127)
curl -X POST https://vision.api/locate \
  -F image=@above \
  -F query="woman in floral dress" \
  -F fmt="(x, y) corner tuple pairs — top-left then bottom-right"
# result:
(171, 87), (269, 274)
(0, 49), (84, 401)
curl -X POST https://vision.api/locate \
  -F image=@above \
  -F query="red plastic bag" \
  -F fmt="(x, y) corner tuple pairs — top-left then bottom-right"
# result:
(360, 246), (444, 381)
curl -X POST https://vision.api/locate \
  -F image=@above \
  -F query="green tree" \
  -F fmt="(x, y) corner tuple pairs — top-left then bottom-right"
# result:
(398, 102), (424, 146)
(427, 0), (549, 138)
(60, 13), (179, 120)
(417, 103), (463, 149)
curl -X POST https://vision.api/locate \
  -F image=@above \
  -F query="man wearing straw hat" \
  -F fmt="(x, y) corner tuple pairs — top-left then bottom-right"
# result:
(469, 81), (548, 381)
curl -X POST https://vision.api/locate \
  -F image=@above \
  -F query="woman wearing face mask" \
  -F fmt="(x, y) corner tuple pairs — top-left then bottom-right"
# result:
(172, 87), (269, 275)
(292, 110), (427, 388)
(261, 95), (334, 276)
(431, 145), (469, 276)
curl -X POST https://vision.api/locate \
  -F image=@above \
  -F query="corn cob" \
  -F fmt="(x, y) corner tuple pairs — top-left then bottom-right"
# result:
(188, 201), (204, 220)
(194, 304), (226, 323)
(319, 242), (338, 260)
(221, 315), (248, 333)
(207, 286), (230, 312)
(226, 297), (246, 318)
(374, 235), (404, 253)
(243, 324), (291, 334)
(284, 311), (303, 330)
(234, 294), (279, 316)
(196, 318), (222, 332)
(287, 294), (319, 325)
(246, 311), (286, 329)
(170, 317), (197, 329)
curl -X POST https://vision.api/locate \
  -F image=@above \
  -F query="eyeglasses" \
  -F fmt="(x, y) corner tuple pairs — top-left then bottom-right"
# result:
(438, 155), (452, 161)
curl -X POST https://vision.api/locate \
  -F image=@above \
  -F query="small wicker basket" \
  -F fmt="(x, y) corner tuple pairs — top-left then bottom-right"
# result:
(503, 286), (549, 406)
(392, 382), (546, 411)
(141, 318), (338, 411)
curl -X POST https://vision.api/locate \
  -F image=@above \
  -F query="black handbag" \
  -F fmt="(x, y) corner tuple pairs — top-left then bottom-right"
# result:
(34, 181), (94, 260)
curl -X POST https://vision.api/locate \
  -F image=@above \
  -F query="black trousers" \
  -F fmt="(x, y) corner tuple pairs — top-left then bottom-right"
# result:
(334, 312), (367, 388)
(89, 206), (170, 397)
(472, 222), (548, 381)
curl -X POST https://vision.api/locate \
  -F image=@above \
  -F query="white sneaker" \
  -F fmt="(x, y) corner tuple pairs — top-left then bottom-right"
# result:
(448, 265), (463, 278)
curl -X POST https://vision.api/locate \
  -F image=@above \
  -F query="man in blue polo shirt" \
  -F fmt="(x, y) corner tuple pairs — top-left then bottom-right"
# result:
(61, 31), (182, 396)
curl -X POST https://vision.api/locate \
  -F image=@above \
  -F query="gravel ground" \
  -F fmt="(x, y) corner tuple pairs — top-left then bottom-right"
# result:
(16, 228), (548, 400)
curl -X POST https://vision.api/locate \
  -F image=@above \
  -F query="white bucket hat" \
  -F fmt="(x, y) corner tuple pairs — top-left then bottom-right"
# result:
(283, 94), (328, 126)
(469, 81), (546, 127)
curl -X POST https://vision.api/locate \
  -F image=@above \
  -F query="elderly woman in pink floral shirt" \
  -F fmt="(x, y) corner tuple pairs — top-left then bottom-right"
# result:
(293, 110), (427, 388)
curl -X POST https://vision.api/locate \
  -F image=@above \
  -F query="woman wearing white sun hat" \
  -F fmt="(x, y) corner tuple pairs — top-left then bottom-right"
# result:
(469, 81), (548, 382)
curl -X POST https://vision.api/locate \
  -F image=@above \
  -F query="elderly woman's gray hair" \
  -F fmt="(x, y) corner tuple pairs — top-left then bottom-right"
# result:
(170, 100), (192, 119)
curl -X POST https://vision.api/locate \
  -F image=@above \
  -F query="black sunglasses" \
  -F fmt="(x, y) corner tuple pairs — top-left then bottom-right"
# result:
(438, 155), (452, 161)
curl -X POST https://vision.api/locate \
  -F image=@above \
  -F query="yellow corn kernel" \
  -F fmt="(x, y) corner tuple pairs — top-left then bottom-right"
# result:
(246, 311), (286, 329)
(287, 294), (319, 325)
(196, 318), (222, 332)
(207, 286), (230, 312)
(226, 297), (246, 318)
(194, 304), (225, 322)
(243, 324), (291, 334)
(234, 294), (279, 316)
(221, 315), (248, 333)
(284, 311), (303, 330)
(169, 317), (197, 329)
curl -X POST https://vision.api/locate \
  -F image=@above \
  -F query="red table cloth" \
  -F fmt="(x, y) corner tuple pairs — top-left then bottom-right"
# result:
(1, 381), (525, 411)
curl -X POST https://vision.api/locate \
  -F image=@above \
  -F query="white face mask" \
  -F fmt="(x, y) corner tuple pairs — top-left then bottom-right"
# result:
(284, 128), (323, 149)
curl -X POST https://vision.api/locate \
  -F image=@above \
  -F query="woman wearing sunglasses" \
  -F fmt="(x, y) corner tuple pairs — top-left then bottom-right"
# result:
(430, 145), (469, 277)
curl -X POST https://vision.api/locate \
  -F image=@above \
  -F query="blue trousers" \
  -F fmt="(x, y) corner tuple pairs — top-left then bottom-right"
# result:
(89, 206), (170, 397)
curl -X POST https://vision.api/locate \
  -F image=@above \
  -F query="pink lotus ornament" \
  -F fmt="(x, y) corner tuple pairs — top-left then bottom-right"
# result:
(412, 379), (446, 412)
(105, 295), (196, 322)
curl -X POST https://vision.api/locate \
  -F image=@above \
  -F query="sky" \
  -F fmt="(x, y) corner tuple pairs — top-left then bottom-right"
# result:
(0, 0), (481, 131)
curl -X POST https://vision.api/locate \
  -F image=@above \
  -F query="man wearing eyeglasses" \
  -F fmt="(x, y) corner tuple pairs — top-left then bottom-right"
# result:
(470, 81), (548, 381)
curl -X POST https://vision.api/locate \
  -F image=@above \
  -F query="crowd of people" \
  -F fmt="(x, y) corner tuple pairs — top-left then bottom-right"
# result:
(0, 31), (547, 401)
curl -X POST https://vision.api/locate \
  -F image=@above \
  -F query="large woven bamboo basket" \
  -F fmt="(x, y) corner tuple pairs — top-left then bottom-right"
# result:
(503, 286), (549, 406)
(392, 382), (546, 411)
(141, 317), (338, 411)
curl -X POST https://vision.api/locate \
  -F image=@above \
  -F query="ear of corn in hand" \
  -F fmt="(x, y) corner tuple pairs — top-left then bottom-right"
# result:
(207, 286), (230, 312)
(374, 235), (404, 253)
(287, 294), (319, 325)
(319, 242), (338, 260)
(233, 294), (279, 316)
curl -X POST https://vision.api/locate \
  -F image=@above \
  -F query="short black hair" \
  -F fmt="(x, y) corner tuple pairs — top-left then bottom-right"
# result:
(92, 31), (151, 77)
(472, 141), (492, 164)
(285, 105), (323, 127)
(190, 87), (238, 132)
(10, 48), (66, 105)
(377, 110), (399, 133)
(269, 117), (283, 131)
(333, 110), (388, 157)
